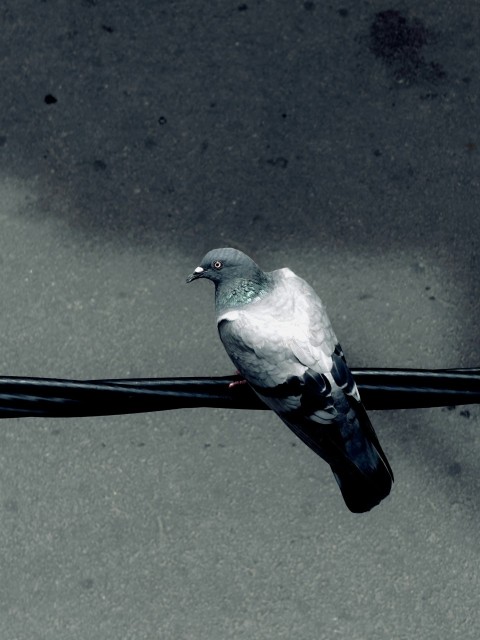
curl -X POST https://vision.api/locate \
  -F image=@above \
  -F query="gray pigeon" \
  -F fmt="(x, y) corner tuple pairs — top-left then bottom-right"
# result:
(187, 248), (393, 512)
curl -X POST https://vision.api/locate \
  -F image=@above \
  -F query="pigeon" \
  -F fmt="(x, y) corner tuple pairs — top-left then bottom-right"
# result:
(186, 248), (393, 512)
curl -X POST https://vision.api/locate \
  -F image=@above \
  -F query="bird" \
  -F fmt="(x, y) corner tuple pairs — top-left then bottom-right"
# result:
(186, 247), (393, 512)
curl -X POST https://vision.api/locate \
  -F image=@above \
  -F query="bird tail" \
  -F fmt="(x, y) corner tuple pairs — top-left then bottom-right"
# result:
(331, 454), (393, 513)
(280, 398), (393, 513)
(331, 401), (393, 513)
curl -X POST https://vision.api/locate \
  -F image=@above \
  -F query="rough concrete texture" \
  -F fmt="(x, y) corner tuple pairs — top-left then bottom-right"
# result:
(0, 1), (479, 638)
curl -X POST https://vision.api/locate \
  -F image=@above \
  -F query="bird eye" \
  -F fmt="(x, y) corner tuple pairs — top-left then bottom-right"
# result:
(213, 260), (223, 270)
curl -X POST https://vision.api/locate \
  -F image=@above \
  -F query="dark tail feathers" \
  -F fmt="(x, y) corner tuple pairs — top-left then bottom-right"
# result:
(277, 395), (393, 513)
(332, 449), (393, 513)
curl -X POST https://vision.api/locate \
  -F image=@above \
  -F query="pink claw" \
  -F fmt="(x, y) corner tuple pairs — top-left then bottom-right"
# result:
(228, 378), (248, 389)
(228, 371), (248, 388)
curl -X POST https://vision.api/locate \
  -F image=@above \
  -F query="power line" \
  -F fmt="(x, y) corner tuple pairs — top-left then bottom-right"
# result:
(0, 368), (478, 419)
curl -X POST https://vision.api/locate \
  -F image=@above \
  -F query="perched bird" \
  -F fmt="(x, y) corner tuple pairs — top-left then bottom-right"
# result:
(186, 248), (393, 512)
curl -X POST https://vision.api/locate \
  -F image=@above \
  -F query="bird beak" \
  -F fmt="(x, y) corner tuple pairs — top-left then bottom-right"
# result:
(186, 266), (205, 283)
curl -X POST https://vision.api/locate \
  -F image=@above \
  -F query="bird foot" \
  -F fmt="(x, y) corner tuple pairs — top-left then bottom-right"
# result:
(228, 371), (248, 388)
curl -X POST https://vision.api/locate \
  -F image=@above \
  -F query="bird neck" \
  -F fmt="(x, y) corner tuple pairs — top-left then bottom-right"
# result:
(215, 274), (271, 312)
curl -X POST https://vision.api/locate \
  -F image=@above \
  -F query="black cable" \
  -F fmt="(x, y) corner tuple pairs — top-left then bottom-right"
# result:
(0, 368), (479, 419)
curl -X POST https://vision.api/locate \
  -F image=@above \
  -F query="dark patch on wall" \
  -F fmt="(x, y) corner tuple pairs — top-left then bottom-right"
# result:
(80, 578), (95, 590)
(266, 157), (288, 168)
(447, 462), (462, 476)
(93, 159), (107, 171)
(144, 137), (157, 149)
(369, 10), (446, 85)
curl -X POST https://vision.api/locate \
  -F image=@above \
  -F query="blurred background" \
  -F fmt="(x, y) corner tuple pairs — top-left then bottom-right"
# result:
(0, 1), (478, 638)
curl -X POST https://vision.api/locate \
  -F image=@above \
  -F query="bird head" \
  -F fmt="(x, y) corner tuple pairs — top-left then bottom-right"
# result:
(186, 247), (262, 286)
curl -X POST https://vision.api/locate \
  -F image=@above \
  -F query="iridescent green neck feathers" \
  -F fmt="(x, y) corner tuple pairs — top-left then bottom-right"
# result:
(215, 274), (272, 312)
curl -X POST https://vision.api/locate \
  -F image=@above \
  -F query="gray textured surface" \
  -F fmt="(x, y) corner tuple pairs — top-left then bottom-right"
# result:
(0, 1), (479, 638)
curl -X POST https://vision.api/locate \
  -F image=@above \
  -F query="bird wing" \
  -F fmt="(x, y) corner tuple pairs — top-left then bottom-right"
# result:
(217, 268), (345, 418)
